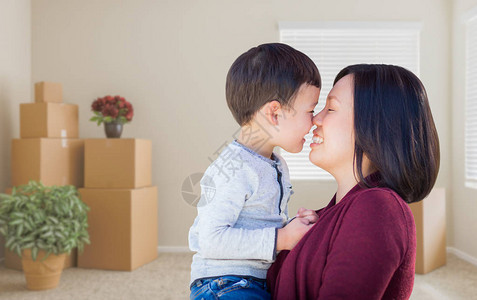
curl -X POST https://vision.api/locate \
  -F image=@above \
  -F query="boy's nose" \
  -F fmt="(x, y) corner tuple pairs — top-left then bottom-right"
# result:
(312, 113), (322, 126)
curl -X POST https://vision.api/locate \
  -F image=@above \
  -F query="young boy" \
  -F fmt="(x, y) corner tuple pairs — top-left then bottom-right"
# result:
(189, 43), (321, 299)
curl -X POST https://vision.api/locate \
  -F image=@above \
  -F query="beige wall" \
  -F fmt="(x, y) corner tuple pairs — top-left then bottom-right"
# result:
(451, 0), (477, 260)
(28, 0), (451, 250)
(0, 0), (31, 259)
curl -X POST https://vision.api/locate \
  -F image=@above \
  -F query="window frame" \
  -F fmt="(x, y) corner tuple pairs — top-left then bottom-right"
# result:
(464, 7), (477, 189)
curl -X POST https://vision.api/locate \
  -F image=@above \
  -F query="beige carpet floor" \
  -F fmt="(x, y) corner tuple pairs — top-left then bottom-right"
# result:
(0, 253), (476, 299)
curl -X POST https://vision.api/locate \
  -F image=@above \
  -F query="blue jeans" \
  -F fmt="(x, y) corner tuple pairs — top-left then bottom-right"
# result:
(190, 276), (271, 300)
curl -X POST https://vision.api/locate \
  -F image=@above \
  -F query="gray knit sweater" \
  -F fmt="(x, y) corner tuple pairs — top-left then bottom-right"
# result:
(188, 140), (293, 286)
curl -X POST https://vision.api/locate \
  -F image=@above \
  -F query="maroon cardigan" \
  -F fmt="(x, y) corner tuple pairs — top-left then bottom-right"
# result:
(267, 175), (416, 299)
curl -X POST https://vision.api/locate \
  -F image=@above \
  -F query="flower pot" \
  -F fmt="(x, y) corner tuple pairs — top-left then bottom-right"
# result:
(21, 249), (66, 291)
(104, 121), (123, 138)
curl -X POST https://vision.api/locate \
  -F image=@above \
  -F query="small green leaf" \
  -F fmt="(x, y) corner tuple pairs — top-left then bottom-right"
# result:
(11, 212), (24, 218)
(41, 230), (53, 238)
(48, 216), (59, 224)
(24, 220), (32, 231)
(9, 219), (23, 226)
(23, 242), (34, 249)
(6, 236), (15, 249)
(32, 246), (38, 261)
(20, 235), (34, 243)
(15, 224), (23, 237)
(41, 250), (51, 261)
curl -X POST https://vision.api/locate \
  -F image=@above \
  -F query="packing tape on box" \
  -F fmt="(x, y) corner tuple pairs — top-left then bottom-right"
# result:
(62, 139), (68, 148)
(61, 129), (67, 138)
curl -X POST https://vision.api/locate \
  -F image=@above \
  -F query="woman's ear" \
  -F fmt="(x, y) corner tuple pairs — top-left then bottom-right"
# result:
(260, 100), (281, 126)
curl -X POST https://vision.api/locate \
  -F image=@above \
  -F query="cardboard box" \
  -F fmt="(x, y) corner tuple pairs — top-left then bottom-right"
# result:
(11, 138), (84, 187)
(35, 82), (63, 103)
(3, 188), (76, 270)
(20, 103), (78, 138)
(409, 188), (446, 274)
(84, 139), (152, 189)
(77, 186), (158, 271)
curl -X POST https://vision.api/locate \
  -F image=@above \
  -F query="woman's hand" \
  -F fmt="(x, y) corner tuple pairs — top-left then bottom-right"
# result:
(296, 207), (319, 224)
(276, 217), (314, 251)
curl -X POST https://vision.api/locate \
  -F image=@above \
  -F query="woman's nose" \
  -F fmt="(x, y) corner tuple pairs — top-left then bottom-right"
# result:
(312, 111), (323, 126)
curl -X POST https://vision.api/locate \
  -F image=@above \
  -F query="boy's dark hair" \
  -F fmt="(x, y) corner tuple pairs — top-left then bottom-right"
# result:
(226, 43), (321, 126)
(334, 64), (440, 203)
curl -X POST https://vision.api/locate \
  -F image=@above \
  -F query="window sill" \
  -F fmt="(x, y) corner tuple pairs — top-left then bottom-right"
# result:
(465, 181), (477, 189)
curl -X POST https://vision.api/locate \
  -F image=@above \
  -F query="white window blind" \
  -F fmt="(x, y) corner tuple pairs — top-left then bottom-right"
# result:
(279, 22), (421, 180)
(465, 13), (477, 188)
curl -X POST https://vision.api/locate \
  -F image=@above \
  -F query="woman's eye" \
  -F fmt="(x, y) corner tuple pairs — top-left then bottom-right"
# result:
(328, 109), (335, 112)
(309, 110), (315, 113)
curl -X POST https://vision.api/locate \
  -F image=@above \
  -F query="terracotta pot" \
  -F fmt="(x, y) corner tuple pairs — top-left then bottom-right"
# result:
(21, 249), (66, 290)
(104, 121), (123, 138)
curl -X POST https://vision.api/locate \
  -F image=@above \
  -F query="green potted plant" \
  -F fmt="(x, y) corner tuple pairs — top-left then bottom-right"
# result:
(0, 181), (90, 290)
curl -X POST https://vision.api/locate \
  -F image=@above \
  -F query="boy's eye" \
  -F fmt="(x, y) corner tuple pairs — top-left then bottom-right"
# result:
(328, 109), (335, 112)
(309, 110), (315, 113)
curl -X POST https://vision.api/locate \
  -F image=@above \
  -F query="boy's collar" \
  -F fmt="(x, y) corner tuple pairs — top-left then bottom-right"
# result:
(232, 140), (281, 166)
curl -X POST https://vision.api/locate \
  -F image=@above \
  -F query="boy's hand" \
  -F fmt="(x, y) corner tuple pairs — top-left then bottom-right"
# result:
(296, 207), (319, 224)
(276, 218), (313, 251)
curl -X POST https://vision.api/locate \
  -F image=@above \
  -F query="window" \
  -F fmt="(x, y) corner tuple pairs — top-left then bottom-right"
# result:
(279, 22), (421, 180)
(465, 11), (477, 188)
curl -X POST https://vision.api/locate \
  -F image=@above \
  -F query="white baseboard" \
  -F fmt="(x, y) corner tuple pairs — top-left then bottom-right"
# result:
(157, 246), (192, 253)
(156, 246), (477, 264)
(447, 247), (477, 267)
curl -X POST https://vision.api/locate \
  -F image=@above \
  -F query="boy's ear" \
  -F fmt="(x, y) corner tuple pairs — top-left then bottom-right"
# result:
(261, 100), (281, 126)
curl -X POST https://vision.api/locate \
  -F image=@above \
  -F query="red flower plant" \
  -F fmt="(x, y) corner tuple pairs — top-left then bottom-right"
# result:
(90, 95), (134, 125)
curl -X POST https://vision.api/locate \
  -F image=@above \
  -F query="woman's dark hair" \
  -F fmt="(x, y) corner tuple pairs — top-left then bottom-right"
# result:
(334, 64), (440, 203)
(226, 43), (321, 126)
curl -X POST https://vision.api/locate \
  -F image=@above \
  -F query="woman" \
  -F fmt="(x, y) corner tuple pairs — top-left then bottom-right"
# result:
(266, 64), (440, 299)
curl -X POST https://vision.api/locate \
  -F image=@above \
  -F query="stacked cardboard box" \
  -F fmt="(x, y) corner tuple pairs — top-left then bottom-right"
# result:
(5, 82), (83, 271)
(78, 139), (158, 271)
(409, 188), (446, 274)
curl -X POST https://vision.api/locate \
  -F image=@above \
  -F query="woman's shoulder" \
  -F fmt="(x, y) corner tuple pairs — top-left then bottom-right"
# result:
(352, 186), (407, 208)
(345, 187), (414, 227)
